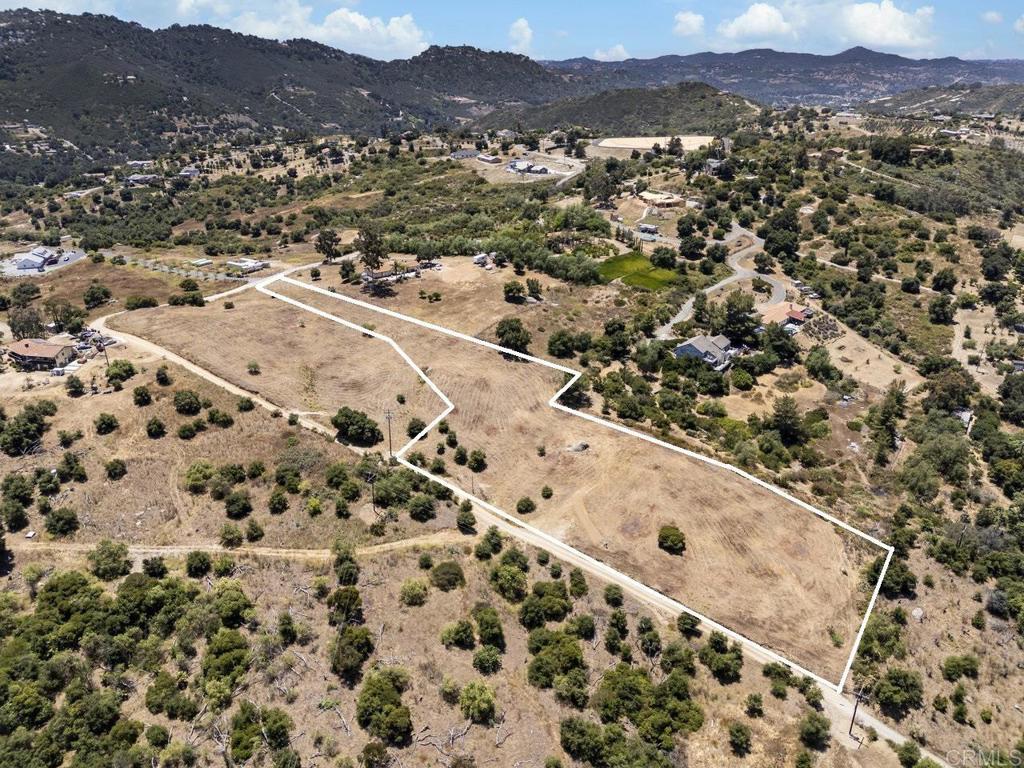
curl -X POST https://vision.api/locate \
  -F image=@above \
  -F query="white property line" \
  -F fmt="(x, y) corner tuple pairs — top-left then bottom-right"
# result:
(259, 276), (894, 694)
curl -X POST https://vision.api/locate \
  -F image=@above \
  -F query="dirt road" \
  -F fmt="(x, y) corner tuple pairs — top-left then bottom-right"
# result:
(655, 225), (786, 339)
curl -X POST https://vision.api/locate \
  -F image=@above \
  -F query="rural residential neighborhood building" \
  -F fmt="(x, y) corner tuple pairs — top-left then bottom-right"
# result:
(673, 334), (735, 371)
(5, 338), (77, 371)
(14, 246), (59, 271)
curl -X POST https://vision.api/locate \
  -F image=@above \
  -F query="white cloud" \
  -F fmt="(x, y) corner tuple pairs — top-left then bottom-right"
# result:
(1016, 15), (1024, 33)
(981, 11), (1002, 24)
(508, 17), (533, 54)
(176, 0), (231, 16)
(593, 43), (629, 61)
(673, 10), (705, 37)
(718, 3), (794, 42)
(838, 0), (935, 50)
(231, 1), (428, 59)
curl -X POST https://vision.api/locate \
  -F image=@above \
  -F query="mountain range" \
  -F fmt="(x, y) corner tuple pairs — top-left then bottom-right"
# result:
(2, 8), (1024, 164)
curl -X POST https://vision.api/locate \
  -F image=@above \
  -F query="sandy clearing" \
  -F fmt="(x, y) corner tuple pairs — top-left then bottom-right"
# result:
(268, 279), (882, 682)
(598, 136), (714, 150)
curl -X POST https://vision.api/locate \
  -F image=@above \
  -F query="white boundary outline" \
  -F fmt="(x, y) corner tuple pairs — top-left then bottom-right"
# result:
(258, 275), (894, 694)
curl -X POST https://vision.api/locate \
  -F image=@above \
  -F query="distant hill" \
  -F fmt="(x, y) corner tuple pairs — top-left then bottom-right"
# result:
(0, 9), (568, 160)
(480, 81), (757, 136)
(543, 47), (1024, 106)
(1, 9), (1024, 169)
(860, 84), (1024, 117)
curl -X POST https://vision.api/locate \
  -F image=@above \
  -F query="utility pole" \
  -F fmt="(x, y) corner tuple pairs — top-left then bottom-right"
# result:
(849, 684), (870, 740)
(384, 409), (394, 458)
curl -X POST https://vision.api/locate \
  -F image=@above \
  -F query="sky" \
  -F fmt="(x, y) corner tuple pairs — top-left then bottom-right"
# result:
(6, 1), (1024, 61)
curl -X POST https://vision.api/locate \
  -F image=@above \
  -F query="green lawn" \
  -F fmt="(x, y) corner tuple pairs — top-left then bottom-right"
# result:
(598, 253), (680, 290)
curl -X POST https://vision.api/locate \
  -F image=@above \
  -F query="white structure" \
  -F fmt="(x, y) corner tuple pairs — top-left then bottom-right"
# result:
(14, 246), (57, 271)
(226, 258), (270, 274)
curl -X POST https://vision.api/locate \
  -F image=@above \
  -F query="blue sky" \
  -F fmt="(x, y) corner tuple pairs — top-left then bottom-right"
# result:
(6, 1), (1024, 60)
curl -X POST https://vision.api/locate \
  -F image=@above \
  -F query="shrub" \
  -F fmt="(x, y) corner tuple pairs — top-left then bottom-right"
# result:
(407, 417), (426, 439)
(174, 390), (202, 415)
(459, 680), (496, 724)
(728, 722), (752, 756)
(331, 407), (383, 446)
(146, 417), (166, 438)
(186, 550), (212, 577)
(220, 523), (243, 548)
(467, 450), (487, 472)
(473, 645), (502, 675)
(132, 386), (152, 406)
(399, 579), (428, 607)
(225, 490), (253, 519)
(441, 620), (476, 650)
(516, 496), (536, 514)
(408, 494), (436, 522)
(657, 524), (686, 555)
(105, 459), (127, 480)
(798, 711), (831, 750)
(604, 584), (624, 607)
(237, 397), (255, 412)
(94, 412), (119, 435)
(430, 561), (466, 591)
(45, 506), (79, 537)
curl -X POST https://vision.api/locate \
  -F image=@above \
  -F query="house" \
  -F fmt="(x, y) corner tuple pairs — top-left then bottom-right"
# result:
(126, 173), (160, 187)
(14, 246), (59, 271)
(705, 158), (724, 175)
(637, 223), (659, 235)
(126, 159), (154, 169)
(760, 302), (812, 326)
(478, 154), (501, 165)
(5, 338), (77, 371)
(495, 129), (516, 141)
(673, 334), (735, 371)
(508, 159), (533, 173)
(190, 258), (213, 267)
(450, 149), (479, 160)
(178, 166), (201, 179)
(225, 258), (269, 274)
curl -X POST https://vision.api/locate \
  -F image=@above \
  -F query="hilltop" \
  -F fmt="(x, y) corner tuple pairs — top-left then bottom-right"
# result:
(480, 81), (757, 136)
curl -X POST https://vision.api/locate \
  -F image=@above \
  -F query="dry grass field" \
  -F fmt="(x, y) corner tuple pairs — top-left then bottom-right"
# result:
(307, 257), (631, 358)
(264, 279), (883, 683)
(110, 290), (446, 433)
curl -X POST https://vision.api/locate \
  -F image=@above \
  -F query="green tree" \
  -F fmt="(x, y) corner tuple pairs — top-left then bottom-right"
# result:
(495, 318), (531, 352)
(88, 539), (131, 580)
(316, 228), (340, 263)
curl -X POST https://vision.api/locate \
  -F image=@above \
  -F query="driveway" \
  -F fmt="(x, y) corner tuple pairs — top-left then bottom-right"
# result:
(655, 224), (786, 340)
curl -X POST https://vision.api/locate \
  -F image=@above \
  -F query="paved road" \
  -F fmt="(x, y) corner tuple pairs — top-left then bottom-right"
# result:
(655, 225), (786, 340)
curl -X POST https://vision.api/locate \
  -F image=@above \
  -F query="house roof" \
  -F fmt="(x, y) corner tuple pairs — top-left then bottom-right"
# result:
(678, 334), (731, 357)
(760, 302), (808, 326)
(6, 338), (73, 359)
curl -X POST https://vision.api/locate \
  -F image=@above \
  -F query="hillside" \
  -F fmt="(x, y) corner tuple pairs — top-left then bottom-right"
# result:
(480, 81), (757, 136)
(544, 47), (1024, 106)
(861, 83), (1024, 117)
(0, 10), (568, 158)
